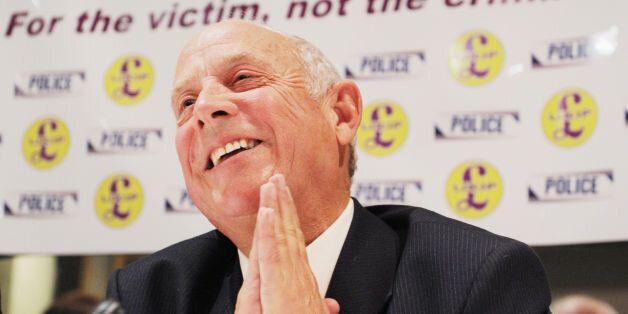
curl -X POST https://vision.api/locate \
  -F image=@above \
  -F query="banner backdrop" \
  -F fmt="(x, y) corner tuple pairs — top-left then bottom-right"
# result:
(1, 0), (626, 254)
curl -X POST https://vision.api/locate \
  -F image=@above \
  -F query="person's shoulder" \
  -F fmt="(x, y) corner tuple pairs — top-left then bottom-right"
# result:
(364, 203), (541, 268)
(365, 203), (546, 281)
(366, 204), (551, 313)
(366, 203), (519, 246)
(107, 231), (238, 312)
(366, 203), (478, 227)
(110, 230), (236, 288)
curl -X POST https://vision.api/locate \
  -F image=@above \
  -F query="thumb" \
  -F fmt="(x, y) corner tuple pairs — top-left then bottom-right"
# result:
(235, 231), (262, 313)
(325, 298), (340, 314)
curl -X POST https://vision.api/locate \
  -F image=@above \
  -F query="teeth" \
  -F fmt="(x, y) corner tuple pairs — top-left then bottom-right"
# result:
(211, 147), (226, 168)
(209, 138), (260, 169)
(226, 143), (235, 153)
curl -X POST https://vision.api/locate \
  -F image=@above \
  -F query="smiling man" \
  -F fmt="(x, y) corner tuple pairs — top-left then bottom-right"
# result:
(107, 21), (551, 313)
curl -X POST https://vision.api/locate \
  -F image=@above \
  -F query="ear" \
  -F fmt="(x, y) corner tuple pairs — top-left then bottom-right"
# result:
(330, 80), (362, 145)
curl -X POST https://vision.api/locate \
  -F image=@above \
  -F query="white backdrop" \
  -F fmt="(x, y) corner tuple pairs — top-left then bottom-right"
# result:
(1, 0), (626, 254)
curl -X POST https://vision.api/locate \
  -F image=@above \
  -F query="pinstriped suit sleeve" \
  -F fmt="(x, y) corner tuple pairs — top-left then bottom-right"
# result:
(461, 239), (551, 314)
(106, 269), (122, 301)
(366, 203), (552, 313)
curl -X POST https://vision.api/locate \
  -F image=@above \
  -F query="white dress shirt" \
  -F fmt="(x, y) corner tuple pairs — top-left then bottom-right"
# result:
(238, 198), (354, 297)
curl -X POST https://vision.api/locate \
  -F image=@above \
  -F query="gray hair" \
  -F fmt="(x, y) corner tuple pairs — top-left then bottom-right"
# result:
(289, 36), (357, 180)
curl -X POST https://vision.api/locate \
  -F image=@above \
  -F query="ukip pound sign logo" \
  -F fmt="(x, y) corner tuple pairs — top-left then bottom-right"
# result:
(542, 88), (598, 148)
(104, 54), (154, 105)
(446, 161), (503, 219)
(357, 100), (409, 157)
(95, 174), (144, 228)
(449, 31), (505, 86)
(22, 117), (70, 170)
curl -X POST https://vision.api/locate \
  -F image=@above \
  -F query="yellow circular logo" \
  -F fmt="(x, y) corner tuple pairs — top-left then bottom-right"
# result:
(95, 174), (144, 228)
(542, 88), (598, 148)
(22, 116), (70, 170)
(446, 161), (503, 219)
(449, 30), (505, 86)
(104, 54), (154, 105)
(357, 100), (409, 156)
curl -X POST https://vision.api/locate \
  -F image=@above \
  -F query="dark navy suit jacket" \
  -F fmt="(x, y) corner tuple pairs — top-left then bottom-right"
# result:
(107, 201), (551, 313)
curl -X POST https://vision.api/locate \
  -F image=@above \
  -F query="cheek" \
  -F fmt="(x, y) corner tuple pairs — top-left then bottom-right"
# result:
(175, 125), (195, 174)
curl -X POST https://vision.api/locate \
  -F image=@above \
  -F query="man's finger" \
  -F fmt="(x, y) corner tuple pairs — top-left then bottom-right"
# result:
(271, 174), (300, 228)
(271, 174), (306, 259)
(259, 181), (279, 213)
(235, 273), (261, 314)
(235, 208), (263, 314)
(246, 215), (261, 293)
(259, 182), (290, 265)
(257, 207), (283, 294)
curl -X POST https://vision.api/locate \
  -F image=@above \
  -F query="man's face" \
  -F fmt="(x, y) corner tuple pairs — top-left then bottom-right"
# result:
(171, 22), (340, 225)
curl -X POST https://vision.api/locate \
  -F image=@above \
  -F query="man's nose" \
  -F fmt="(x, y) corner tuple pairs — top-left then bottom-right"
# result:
(193, 91), (239, 128)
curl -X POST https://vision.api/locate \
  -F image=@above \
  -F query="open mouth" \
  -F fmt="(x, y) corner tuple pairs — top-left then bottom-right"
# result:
(207, 138), (262, 170)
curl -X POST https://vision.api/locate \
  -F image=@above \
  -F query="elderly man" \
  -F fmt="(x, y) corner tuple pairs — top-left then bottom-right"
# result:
(107, 21), (551, 313)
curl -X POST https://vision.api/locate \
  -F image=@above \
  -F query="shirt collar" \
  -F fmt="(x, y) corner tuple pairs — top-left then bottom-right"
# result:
(238, 198), (354, 297)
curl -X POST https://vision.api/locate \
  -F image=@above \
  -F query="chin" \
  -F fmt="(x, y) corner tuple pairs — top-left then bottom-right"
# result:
(189, 162), (274, 221)
(212, 182), (261, 218)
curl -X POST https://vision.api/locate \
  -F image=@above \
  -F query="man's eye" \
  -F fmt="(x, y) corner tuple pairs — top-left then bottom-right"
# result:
(235, 74), (250, 82)
(182, 99), (195, 108)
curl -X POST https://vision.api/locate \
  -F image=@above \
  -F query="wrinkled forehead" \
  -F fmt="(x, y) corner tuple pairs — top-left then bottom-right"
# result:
(175, 22), (297, 77)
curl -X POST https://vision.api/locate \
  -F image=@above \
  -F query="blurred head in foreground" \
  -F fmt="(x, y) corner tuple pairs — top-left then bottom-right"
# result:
(552, 294), (618, 314)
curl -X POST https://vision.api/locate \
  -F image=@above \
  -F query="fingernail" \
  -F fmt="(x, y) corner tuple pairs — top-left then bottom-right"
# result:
(262, 182), (277, 196)
(271, 173), (286, 189)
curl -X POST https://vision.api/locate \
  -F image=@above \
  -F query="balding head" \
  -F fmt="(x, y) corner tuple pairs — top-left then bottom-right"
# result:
(177, 21), (342, 107)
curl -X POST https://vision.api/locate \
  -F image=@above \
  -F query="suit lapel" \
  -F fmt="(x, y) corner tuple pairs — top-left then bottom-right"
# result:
(227, 260), (244, 310)
(326, 200), (400, 313)
(210, 201), (400, 314)
(208, 235), (243, 314)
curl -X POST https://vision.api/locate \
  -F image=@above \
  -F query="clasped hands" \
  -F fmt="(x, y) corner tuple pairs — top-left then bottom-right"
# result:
(235, 174), (340, 314)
